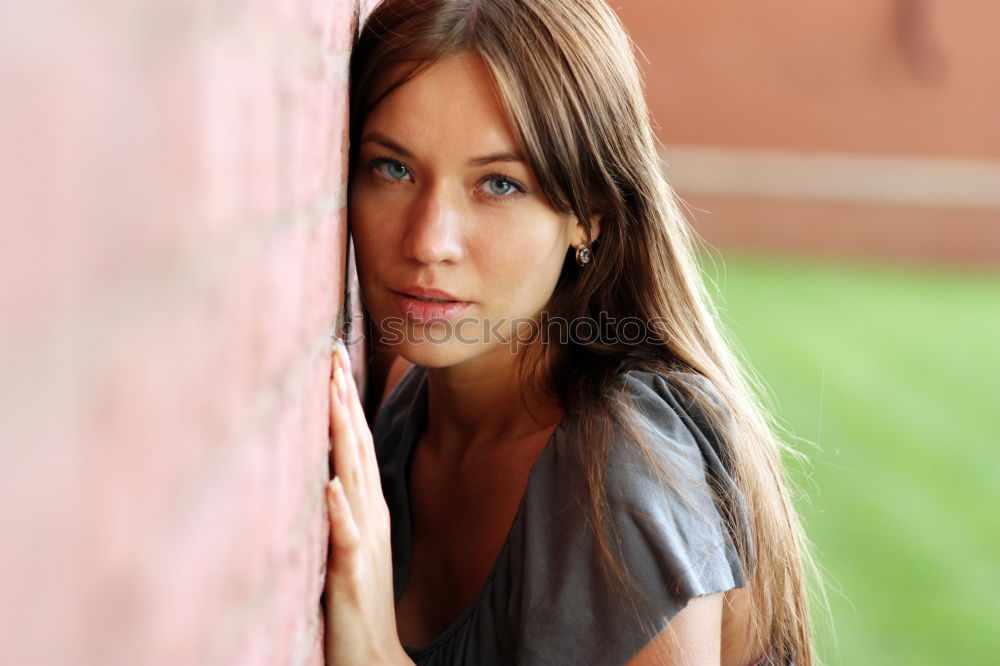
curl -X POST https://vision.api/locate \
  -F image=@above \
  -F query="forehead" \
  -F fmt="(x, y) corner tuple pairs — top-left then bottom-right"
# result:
(362, 52), (521, 155)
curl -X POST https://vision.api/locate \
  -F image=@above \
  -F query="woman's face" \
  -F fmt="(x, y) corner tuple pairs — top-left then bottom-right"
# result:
(350, 51), (591, 369)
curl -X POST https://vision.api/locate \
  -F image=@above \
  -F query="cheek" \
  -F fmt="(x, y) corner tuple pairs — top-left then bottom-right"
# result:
(348, 222), (382, 298)
(475, 215), (568, 301)
(349, 187), (397, 269)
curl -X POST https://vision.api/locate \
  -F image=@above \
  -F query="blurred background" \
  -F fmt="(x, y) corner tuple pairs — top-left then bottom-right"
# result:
(0, 0), (995, 664)
(611, 1), (999, 664)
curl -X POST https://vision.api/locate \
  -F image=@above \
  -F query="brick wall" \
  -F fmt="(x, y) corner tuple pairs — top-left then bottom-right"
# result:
(0, 0), (377, 663)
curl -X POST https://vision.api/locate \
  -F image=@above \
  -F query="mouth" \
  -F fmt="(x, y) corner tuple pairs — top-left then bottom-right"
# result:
(389, 287), (472, 323)
(402, 295), (455, 303)
(391, 285), (468, 303)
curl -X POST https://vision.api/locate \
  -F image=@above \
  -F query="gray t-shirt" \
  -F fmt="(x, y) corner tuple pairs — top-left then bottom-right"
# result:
(373, 365), (749, 665)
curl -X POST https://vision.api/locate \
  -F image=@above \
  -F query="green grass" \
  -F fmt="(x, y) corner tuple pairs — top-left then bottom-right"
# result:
(701, 251), (1000, 665)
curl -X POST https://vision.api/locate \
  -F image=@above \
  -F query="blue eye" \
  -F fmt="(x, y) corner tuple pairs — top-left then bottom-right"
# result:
(378, 160), (409, 180)
(479, 174), (527, 203)
(486, 178), (515, 195)
(367, 158), (410, 182)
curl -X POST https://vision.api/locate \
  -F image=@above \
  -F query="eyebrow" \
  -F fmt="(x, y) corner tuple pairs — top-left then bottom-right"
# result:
(360, 132), (526, 166)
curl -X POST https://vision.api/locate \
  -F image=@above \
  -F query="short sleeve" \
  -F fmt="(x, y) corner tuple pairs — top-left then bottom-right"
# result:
(505, 369), (747, 665)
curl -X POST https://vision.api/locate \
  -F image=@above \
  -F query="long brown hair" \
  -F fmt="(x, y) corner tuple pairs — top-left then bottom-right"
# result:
(350, 0), (821, 662)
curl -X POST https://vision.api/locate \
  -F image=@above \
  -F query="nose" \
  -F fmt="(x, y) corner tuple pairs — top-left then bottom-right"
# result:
(401, 182), (465, 265)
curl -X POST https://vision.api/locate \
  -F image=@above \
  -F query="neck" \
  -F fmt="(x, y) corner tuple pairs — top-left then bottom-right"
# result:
(422, 347), (562, 459)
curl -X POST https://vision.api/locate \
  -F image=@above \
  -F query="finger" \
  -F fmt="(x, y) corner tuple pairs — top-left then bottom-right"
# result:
(330, 366), (367, 521)
(339, 352), (383, 503)
(326, 476), (361, 569)
(332, 342), (380, 499)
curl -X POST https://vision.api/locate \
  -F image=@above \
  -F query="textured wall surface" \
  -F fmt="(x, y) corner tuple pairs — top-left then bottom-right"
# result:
(0, 0), (378, 663)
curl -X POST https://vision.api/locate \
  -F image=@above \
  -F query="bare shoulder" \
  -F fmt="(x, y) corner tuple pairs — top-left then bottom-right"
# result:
(625, 592), (723, 666)
(624, 588), (762, 666)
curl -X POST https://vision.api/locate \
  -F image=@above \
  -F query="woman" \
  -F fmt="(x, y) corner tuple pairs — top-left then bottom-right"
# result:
(325, 0), (818, 664)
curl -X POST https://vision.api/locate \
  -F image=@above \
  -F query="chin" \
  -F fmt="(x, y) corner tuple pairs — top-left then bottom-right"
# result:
(370, 319), (461, 366)
(395, 338), (475, 367)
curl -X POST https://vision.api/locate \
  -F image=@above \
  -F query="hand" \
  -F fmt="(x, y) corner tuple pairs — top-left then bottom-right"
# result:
(325, 342), (410, 665)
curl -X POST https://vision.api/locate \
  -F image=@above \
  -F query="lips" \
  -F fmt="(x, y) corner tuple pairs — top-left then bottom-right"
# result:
(390, 285), (472, 323)
(394, 285), (464, 301)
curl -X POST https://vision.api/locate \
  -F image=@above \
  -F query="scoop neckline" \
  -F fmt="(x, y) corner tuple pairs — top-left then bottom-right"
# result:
(396, 366), (568, 657)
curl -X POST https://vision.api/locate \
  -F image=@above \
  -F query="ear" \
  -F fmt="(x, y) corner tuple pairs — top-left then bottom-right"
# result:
(570, 212), (602, 247)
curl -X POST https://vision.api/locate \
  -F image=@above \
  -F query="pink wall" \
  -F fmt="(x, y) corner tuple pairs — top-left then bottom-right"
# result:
(0, 0), (376, 663)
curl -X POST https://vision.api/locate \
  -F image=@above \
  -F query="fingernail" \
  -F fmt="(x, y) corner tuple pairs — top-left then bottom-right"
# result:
(337, 340), (352, 372)
(328, 476), (344, 508)
(333, 366), (346, 403)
